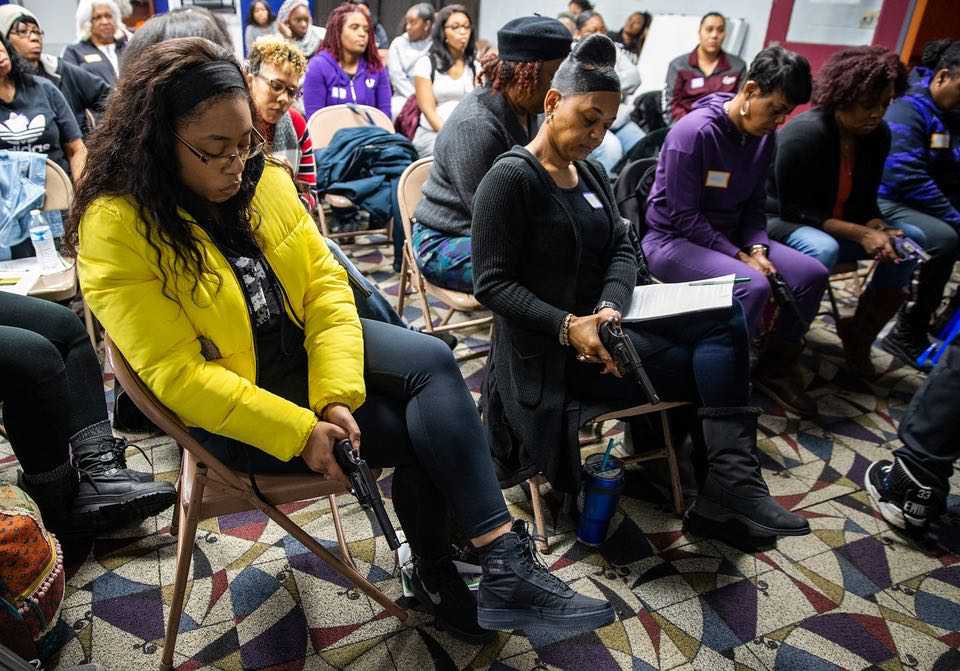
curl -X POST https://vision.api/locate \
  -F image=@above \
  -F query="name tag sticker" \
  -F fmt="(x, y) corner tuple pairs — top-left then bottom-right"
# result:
(931, 132), (951, 149)
(690, 77), (705, 89)
(705, 170), (731, 188)
(83, 53), (103, 63)
(722, 75), (737, 85)
(582, 191), (603, 209)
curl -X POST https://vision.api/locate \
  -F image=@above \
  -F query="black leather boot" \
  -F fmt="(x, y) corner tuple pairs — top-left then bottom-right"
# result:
(72, 433), (153, 483)
(20, 439), (176, 537)
(837, 286), (907, 377)
(477, 520), (615, 633)
(691, 407), (810, 537)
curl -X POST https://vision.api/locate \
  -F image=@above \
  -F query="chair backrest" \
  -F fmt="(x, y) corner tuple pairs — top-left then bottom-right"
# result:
(397, 157), (433, 250)
(397, 156), (433, 274)
(614, 157), (658, 238)
(43, 159), (73, 212)
(307, 104), (395, 150)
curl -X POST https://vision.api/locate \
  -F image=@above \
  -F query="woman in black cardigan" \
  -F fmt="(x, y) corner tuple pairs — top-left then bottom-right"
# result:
(766, 47), (914, 376)
(472, 35), (809, 540)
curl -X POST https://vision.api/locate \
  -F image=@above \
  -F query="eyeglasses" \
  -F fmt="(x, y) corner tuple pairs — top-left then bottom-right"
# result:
(255, 73), (303, 100)
(11, 28), (44, 39)
(175, 127), (267, 170)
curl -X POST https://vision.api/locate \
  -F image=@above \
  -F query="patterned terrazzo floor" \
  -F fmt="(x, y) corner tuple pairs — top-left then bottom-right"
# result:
(2, 242), (959, 671)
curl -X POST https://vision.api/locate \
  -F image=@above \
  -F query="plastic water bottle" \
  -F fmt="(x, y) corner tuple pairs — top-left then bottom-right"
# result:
(29, 210), (61, 273)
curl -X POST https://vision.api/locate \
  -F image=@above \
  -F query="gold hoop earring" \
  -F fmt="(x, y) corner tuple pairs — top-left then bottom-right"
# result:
(546, 111), (554, 123)
(739, 100), (750, 117)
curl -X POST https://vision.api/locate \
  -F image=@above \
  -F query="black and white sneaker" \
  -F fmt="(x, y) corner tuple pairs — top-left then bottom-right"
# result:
(865, 459), (945, 532)
(409, 556), (495, 644)
(477, 520), (615, 633)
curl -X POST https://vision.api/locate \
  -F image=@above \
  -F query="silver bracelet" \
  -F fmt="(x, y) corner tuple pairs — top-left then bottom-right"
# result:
(559, 313), (573, 346)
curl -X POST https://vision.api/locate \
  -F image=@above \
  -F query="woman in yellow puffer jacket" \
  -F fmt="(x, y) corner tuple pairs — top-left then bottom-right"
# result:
(65, 37), (612, 641)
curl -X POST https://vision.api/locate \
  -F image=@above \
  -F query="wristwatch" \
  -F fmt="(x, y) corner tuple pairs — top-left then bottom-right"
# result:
(594, 301), (619, 314)
(748, 244), (769, 256)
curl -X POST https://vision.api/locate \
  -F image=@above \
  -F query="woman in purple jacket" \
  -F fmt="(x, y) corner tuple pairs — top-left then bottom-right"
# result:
(643, 46), (829, 418)
(302, 2), (391, 122)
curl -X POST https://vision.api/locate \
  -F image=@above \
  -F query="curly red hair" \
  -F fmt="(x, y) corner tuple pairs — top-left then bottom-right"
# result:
(480, 52), (543, 99)
(812, 46), (907, 110)
(320, 2), (383, 71)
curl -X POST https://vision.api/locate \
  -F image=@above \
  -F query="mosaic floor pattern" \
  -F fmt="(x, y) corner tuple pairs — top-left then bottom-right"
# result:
(2, 244), (958, 671)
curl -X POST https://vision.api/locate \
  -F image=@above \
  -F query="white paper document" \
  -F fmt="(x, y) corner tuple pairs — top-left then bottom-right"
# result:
(0, 259), (40, 295)
(622, 274), (737, 323)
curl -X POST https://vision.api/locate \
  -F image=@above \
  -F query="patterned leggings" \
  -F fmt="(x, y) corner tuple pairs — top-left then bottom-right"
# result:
(411, 223), (473, 293)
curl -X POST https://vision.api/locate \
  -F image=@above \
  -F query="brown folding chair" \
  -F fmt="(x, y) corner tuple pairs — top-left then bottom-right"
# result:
(396, 157), (492, 354)
(104, 337), (407, 670)
(307, 104), (395, 244)
(527, 400), (691, 553)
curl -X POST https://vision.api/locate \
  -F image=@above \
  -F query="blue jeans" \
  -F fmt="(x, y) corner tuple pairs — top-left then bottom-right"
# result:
(194, 320), (511, 558)
(568, 300), (751, 408)
(770, 221), (916, 289)
(614, 121), (645, 156)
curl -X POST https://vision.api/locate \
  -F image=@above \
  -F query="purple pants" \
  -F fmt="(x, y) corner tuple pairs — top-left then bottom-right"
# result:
(642, 234), (829, 341)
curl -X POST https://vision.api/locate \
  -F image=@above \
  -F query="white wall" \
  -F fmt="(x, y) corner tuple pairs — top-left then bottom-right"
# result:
(479, 0), (775, 64)
(22, 0), (76, 56)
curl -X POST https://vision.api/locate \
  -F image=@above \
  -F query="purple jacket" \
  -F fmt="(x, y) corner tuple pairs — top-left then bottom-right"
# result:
(303, 50), (392, 122)
(644, 92), (772, 259)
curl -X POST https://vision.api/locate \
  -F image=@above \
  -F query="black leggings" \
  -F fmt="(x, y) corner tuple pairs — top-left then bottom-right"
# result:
(0, 292), (107, 473)
(195, 319), (511, 559)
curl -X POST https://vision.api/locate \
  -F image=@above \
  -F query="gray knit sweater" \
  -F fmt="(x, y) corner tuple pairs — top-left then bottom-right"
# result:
(413, 84), (536, 237)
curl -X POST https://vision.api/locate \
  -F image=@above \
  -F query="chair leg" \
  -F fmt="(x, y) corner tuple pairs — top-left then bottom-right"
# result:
(416, 274), (435, 333)
(328, 494), (356, 569)
(659, 411), (685, 516)
(827, 281), (841, 323)
(397, 252), (409, 318)
(160, 467), (206, 671)
(169, 477), (182, 538)
(527, 477), (550, 554)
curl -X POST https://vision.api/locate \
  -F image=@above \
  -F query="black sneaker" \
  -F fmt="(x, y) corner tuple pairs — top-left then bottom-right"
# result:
(880, 323), (935, 372)
(477, 520), (615, 633)
(409, 556), (495, 644)
(865, 459), (945, 532)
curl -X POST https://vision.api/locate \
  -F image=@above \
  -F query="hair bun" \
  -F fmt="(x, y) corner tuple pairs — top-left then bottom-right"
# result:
(571, 33), (617, 68)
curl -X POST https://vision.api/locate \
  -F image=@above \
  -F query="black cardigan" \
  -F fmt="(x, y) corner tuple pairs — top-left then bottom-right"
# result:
(472, 146), (647, 492)
(766, 107), (890, 231)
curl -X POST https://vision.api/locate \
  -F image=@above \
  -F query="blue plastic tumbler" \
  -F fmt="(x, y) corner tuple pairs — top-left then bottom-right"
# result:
(576, 453), (625, 546)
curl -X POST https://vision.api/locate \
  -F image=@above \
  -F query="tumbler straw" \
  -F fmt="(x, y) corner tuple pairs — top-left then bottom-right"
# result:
(600, 438), (616, 471)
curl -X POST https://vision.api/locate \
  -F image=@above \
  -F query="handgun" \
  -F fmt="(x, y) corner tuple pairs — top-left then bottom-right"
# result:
(599, 319), (661, 404)
(333, 439), (401, 550)
(767, 272), (805, 326)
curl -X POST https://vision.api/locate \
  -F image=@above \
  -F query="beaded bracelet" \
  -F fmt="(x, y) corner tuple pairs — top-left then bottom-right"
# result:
(559, 313), (573, 346)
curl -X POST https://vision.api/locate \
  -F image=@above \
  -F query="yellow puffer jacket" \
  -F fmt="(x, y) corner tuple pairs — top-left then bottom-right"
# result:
(78, 164), (364, 461)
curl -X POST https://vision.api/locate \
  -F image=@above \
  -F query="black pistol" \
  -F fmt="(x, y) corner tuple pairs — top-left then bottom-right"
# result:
(599, 319), (661, 404)
(767, 272), (804, 326)
(333, 439), (401, 550)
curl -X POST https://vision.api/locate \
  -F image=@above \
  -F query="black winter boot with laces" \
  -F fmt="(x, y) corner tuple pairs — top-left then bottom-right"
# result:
(477, 520), (615, 633)
(410, 555), (495, 644)
(19, 439), (176, 537)
(71, 432), (154, 483)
